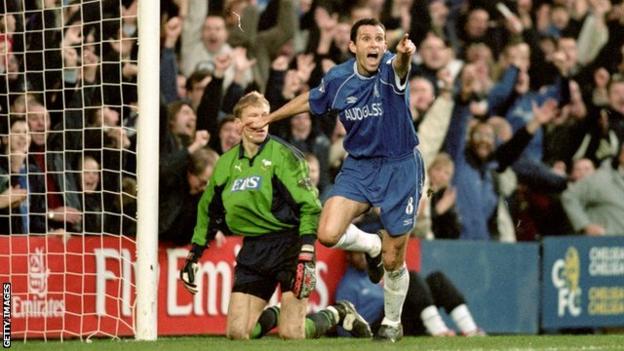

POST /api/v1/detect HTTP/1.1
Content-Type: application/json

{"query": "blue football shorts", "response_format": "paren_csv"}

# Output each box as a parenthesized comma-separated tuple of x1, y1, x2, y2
(329, 147, 425, 236)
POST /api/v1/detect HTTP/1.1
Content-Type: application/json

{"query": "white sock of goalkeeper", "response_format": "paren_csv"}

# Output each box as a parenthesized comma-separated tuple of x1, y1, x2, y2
(381, 264, 409, 327)
(450, 304, 478, 334)
(421, 305, 450, 335)
(325, 305, 340, 324)
(332, 224, 381, 257)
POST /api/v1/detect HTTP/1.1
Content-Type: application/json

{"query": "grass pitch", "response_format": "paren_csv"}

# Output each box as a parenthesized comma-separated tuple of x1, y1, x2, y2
(11, 335, 624, 351)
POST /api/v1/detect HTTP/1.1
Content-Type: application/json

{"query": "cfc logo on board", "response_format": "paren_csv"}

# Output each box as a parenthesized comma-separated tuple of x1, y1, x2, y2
(551, 247, 582, 317)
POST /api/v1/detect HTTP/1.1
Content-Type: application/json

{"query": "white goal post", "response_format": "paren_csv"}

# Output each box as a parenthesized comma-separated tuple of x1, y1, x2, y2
(135, 0, 160, 341)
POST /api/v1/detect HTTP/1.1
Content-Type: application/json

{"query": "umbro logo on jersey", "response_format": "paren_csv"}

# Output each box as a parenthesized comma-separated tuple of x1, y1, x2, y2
(346, 96, 358, 104)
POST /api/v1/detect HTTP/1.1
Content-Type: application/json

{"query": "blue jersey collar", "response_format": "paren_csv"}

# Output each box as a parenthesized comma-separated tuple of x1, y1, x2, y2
(352, 60, 378, 80)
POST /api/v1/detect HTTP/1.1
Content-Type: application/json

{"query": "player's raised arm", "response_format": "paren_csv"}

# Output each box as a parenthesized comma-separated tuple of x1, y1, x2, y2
(392, 33, 416, 81)
(245, 91, 311, 130)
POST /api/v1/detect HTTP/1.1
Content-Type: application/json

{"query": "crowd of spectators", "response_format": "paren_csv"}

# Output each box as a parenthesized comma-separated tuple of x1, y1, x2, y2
(1, 0, 624, 242)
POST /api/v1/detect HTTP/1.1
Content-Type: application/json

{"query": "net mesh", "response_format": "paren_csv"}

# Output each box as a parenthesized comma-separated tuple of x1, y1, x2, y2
(0, 0, 139, 340)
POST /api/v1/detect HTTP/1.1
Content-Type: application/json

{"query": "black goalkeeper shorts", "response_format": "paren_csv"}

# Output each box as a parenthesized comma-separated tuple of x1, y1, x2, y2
(232, 230, 302, 301)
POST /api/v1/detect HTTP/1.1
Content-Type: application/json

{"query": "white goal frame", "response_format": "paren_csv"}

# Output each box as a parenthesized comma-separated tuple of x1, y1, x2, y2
(135, 0, 160, 341)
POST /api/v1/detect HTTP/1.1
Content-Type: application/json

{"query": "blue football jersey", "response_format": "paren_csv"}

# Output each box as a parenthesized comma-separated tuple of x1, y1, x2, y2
(309, 52, 419, 158)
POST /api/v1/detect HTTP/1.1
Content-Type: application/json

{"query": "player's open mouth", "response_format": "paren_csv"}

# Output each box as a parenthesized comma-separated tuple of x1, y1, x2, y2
(367, 52, 379, 59)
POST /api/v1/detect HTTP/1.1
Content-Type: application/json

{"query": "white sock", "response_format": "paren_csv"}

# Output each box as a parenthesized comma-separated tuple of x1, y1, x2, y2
(333, 224, 381, 257)
(450, 304, 478, 334)
(326, 305, 340, 324)
(420, 305, 449, 335)
(381, 264, 409, 326)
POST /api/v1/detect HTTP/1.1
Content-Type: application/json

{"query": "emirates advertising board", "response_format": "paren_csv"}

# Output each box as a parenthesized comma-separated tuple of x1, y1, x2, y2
(0, 235, 359, 338)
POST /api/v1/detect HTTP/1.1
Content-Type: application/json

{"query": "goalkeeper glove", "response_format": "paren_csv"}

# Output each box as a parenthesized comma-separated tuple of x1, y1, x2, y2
(180, 243, 205, 295)
(292, 240, 316, 299)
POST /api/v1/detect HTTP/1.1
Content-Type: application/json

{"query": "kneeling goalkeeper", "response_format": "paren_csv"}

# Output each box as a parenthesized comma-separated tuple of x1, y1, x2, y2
(180, 91, 370, 339)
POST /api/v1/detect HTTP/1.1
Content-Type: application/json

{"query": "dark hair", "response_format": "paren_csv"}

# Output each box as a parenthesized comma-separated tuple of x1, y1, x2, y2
(409, 75, 434, 89)
(167, 100, 193, 127)
(350, 18, 385, 43)
(188, 147, 219, 176)
(1, 116, 27, 144)
(469, 120, 494, 139)
(422, 31, 450, 48)
(185, 70, 211, 91)
(218, 115, 237, 132)
(551, 4, 568, 12)
(557, 33, 577, 44)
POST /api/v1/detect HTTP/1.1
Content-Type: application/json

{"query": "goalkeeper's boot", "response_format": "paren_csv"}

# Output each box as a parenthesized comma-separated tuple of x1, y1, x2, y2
(374, 323, 403, 343)
(335, 300, 372, 338)
(365, 231, 384, 283)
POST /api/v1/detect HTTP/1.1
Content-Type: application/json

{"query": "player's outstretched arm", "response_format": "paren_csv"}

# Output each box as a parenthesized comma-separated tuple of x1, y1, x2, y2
(393, 33, 416, 81)
(270, 91, 311, 123)
(246, 91, 311, 130)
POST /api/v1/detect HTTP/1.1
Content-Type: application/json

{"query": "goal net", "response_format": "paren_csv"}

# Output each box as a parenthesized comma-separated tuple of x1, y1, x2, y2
(0, 0, 155, 341)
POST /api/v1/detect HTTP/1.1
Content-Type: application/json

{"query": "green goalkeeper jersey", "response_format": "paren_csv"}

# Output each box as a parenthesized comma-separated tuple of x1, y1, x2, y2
(191, 136, 322, 246)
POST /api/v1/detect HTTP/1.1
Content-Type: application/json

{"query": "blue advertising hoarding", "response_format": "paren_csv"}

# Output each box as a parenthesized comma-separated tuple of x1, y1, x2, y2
(542, 236, 624, 329)
(420, 240, 540, 334)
